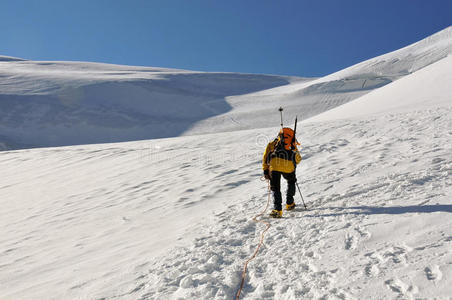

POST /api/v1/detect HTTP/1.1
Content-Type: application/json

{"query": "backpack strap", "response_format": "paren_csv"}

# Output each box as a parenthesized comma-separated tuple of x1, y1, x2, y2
(265, 139, 278, 165)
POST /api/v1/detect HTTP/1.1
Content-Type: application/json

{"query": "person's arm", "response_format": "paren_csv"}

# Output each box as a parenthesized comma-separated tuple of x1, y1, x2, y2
(262, 143, 271, 170)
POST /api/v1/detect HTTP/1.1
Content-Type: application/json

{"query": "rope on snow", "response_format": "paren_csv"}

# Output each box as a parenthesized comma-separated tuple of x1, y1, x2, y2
(236, 179, 272, 300)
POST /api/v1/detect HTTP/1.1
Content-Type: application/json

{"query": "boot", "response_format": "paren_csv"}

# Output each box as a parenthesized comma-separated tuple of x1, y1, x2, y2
(269, 209, 283, 218)
(286, 203, 296, 211)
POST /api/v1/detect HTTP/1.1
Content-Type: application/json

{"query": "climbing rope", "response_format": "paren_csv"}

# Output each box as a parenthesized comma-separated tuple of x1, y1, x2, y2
(236, 179, 272, 300)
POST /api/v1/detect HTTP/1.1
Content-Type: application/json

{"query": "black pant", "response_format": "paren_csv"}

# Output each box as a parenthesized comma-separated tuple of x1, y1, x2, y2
(270, 171, 296, 211)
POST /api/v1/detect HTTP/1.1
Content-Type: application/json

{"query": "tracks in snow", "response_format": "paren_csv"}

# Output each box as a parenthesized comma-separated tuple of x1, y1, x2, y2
(123, 106, 452, 300)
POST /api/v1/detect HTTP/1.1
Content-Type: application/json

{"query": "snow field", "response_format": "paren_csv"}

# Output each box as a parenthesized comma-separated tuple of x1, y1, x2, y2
(0, 58, 297, 149)
(0, 128, 269, 299)
(1, 26, 452, 300)
(125, 106, 452, 299)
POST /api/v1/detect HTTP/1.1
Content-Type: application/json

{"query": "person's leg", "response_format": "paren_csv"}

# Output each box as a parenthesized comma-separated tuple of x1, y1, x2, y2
(270, 171, 282, 211)
(282, 172, 296, 205)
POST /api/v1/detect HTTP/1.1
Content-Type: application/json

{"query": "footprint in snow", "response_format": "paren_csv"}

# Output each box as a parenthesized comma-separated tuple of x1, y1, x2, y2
(354, 226, 371, 239)
(344, 233, 356, 250)
(385, 278, 418, 298)
(383, 246, 409, 264)
(364, 263, 380, 277)
(425, 265, 442, 281)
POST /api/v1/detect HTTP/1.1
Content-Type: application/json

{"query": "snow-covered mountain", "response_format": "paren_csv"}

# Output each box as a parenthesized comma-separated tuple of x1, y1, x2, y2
(308, 52, 452, 122)
(0, 58, 300, 149)
(0, 27, 451, 299)
(185, 26, 452, 134)
(1, 27, 451, 150)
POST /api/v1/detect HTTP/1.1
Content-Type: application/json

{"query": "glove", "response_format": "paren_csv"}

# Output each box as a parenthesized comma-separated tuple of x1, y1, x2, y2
(263, 169, 271, 180)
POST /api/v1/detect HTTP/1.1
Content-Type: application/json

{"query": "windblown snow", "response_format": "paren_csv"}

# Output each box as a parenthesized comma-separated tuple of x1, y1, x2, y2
(0, 27, 451, 299)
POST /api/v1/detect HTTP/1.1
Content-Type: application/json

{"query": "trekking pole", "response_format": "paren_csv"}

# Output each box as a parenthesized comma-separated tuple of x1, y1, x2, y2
(296, 182, 307, 210)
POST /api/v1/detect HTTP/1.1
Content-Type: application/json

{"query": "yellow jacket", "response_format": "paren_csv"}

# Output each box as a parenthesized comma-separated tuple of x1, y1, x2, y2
(262, 140, 301, 173)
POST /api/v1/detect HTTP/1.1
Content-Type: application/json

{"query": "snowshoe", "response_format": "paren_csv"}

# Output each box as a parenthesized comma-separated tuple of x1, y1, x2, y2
(286, 203, 296, 211)
(269, 209, 283, 218)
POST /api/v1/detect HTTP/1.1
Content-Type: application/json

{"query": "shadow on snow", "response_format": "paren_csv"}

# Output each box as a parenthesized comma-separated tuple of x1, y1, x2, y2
(303, 204, 452, 217)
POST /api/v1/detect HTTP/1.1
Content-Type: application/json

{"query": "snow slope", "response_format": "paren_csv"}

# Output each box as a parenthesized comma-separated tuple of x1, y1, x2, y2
(1, 27, 451, 150)
(184, 26, 452, 134)
(0, 59, 299, 149)
(307, 54, 452, 122)
(1, 27, 452, 300)
(1, 96, 451, 299)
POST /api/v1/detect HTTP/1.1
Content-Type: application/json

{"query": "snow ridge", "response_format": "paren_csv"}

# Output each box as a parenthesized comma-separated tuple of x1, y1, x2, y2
(177, 26, 452, 136)
(0, 55, 26, 62)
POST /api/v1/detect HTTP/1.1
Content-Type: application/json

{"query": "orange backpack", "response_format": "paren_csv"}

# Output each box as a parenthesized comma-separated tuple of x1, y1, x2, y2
(277, 127, 299, 150)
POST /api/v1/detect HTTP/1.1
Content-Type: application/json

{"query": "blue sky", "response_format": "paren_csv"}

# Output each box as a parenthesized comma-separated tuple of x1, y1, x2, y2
(1, 0, 451, 77)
